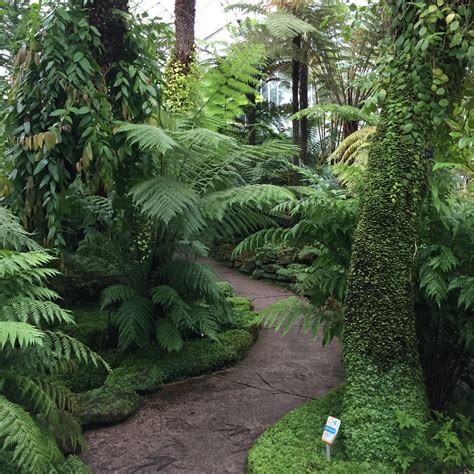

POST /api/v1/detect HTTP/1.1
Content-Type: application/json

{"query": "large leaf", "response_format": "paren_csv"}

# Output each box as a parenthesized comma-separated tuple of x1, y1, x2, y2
(129, 176, 198, 224)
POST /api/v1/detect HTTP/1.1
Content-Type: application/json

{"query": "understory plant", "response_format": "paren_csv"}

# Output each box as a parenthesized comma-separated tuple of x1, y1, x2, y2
(0, 207, 107, 472)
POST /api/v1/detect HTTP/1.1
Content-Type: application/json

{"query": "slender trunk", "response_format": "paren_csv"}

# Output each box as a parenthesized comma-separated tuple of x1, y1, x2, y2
(342, 0, 469, 464)
(246, 93, 257, 145)
(174, 0, 196, 71)
(291, 35, 300, 166)
(342, 120, 358, 139)
(299, 60, 308, 164)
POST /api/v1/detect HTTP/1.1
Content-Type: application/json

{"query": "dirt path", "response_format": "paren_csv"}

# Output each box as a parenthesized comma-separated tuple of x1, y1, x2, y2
(83, 260, 343, 473)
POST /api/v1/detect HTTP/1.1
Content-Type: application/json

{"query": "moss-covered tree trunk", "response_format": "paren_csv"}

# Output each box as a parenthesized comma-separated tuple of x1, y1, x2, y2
(342, 0, 471, 464)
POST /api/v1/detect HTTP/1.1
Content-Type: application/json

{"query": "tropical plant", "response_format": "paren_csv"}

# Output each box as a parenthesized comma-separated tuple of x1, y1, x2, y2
(97, 119, 297, 351)
(3, 0, 169, 245)
(0, 207, 108, 472)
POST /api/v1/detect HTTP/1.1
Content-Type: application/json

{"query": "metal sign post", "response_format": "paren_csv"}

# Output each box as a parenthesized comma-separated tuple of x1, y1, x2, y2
(321, 416, 341, 462)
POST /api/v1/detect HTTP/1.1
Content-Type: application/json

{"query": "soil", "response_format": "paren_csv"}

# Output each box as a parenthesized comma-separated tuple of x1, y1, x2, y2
(82, 259, 343, 473)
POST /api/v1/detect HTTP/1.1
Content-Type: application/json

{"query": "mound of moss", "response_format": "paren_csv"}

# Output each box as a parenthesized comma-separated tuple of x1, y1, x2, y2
(79, 386, 142, 426)
(106, 364, 165, 394)
(247, 386, 392, 474)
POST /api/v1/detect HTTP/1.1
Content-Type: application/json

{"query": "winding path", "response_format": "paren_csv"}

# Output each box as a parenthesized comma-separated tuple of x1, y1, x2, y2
(83, 260, 343, 473)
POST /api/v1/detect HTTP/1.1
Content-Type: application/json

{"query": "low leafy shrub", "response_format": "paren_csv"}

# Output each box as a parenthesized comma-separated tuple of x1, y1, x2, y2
(216, 281, 234, 298)
(248, 385, 473, 473)
(394, 409, 473, 473)
(79, 387, 142, 426)
(106, 364, 165, 394)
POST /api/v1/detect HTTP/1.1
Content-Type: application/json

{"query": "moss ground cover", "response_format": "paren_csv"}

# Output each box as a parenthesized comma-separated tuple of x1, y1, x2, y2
(60, 290, 258, 426)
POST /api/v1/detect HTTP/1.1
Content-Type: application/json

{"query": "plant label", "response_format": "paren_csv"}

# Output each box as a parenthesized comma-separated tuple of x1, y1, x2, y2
(322, 416, 341, 445)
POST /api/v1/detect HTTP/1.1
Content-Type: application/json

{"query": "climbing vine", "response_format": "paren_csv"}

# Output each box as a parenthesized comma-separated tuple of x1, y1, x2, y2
(341, 0, 472, 465)
(3, 1, 168, 246)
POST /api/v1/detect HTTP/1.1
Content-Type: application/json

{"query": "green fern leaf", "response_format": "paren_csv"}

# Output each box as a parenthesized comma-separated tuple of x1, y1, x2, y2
(0, 321, 44, 349)
(155, 319, 183, 352)
(129, 176, 198, 225)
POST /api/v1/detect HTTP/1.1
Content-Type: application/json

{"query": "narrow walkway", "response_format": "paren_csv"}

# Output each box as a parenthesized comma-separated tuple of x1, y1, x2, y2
(83, 260, 343, 473)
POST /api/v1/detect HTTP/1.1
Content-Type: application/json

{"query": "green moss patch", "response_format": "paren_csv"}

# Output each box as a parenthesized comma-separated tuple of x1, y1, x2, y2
(106, 364, 165, 394)
(79, 387, 142, 426)
(247, 386, 392, 474)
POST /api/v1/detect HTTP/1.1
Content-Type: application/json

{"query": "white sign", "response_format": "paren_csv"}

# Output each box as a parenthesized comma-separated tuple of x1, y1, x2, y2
(321, 416, 341, 445)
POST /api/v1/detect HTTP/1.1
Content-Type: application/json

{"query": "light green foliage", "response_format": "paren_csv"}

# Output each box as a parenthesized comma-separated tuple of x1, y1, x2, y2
(0, 208, 108, 472)
(264, 10, 316, 39)
(199, 42, 264, 125)
(248, 385, 472, 474)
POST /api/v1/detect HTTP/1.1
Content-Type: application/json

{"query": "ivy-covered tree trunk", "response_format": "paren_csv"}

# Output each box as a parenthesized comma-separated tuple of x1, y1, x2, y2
(342, 0, 471, 464)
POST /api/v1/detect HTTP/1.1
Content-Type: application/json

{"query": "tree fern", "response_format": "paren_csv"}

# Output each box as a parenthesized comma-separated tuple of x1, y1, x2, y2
(264, 10, 316, 39)
(293, 104, 378, 126)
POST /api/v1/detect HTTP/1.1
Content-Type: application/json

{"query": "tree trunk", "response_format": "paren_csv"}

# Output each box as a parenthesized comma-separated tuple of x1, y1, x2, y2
(87, 0, 128, 67)
(246, 93, 257, 145)
(174, 0, 196, 71)
(342, 120, 358, 139)
(342, 0, 470, 464)
(291, 35, 300, 166)
(299, 60, 308, 164)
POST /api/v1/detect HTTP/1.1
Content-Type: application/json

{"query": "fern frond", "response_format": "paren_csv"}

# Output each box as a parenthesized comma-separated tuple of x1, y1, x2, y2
(100, 284, 138, 309)
(115, 297, 154, 349)
(233, 227, 291, 256)
(265, 10, 316, 39)
(0, 395, 58, 472)
(9, 375, 62, 424)
(155, 319, 183, 352)
(158, 259, 221, 306)
(0, 251, 55, 278)
(117, 123, 179, 154)
(0, 207, 41, 251)
(448, 276, 474, 310)
(45, 331, 110, 369)
(0, 321, 44, 349)
(129, 176, 198, 225)
(257, 297, 314, 336)
(0, 298, 74, 325)
(328, 126, 376, 164)
(293, 104, 377, 126)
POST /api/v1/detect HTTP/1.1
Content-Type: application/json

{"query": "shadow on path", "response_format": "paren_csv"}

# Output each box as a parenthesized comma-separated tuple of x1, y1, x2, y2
(83, 259, 343, 473)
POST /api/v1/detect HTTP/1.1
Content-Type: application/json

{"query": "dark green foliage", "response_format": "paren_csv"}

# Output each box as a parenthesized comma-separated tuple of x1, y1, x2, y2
(120, 329, 255, 383)
(106, 364, 165, 394)
(78, 387, 142, 426)
(60, 306, 116, 352)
